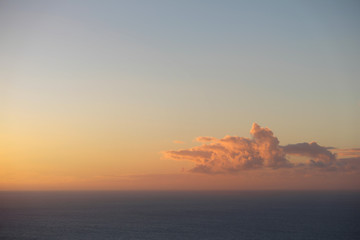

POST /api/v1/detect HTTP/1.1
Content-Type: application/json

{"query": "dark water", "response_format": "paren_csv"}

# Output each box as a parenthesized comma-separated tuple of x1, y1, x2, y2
(0, 191, 359, 240)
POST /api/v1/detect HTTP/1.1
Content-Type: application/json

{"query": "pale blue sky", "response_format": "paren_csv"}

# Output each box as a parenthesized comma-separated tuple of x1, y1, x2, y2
(1, 0, 359, 151)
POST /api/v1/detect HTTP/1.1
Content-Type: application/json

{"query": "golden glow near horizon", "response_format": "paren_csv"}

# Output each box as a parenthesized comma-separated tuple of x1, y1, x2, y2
(1, 1, 360, 190)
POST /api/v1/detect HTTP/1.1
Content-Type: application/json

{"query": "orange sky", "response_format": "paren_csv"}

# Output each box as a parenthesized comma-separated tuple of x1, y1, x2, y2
(2, 123, 360, 191)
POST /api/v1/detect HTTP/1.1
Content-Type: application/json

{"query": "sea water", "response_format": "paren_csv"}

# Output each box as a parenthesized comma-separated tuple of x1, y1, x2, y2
(1, 191, 359, 240)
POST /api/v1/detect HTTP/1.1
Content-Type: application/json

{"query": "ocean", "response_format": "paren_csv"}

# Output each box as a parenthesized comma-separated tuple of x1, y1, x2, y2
(0, 191, 359, 240)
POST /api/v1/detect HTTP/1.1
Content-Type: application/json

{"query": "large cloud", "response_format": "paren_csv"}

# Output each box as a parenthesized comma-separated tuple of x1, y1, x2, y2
(164, 123, 292, 174)
(163, 123, 359, 174)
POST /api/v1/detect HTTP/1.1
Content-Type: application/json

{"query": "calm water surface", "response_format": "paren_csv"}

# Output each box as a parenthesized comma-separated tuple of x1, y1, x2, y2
(1, 191, 359, 240)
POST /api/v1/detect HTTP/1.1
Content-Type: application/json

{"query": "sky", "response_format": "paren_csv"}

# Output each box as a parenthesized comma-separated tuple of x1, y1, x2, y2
(1, 0, 360, 190)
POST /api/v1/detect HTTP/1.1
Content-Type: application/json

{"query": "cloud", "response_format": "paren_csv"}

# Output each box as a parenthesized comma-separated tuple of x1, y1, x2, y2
(163, 123, 292, 174)
(282, 142, 336, 167)
(173, 140, 185, 144)
(330, 148, 360, 158)
(195, 136, 217, 142)
(336, 157, 360, 171)
(163, 123, 359, 174)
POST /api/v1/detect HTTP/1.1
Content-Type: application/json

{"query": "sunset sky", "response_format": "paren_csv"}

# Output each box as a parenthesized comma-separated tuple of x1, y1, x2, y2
(1, 0, 360, 190)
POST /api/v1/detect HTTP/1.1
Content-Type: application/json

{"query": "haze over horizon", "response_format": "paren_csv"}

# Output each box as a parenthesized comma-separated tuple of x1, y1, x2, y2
(1, 0, 360, 190)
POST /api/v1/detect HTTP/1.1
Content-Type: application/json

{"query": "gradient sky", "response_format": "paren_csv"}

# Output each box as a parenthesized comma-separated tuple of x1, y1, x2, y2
(1, 0, 360, 190)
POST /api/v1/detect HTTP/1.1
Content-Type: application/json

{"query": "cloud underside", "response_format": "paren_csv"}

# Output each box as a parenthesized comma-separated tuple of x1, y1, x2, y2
(163, 123, 359, 174)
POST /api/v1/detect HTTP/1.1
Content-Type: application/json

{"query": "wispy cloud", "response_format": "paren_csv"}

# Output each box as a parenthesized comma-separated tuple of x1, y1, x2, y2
(330, 148, 360, 158)
(163, 123, 359, 174)
(195, 136, 217, 142)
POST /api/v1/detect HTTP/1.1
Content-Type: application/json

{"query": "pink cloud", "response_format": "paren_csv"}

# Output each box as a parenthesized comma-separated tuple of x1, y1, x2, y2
(163, 123, 360, 174)
(163, 123, 292, 174)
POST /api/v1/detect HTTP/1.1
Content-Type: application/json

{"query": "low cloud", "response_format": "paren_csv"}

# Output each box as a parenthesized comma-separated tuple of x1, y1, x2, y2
(330, 148, 360, 157)
(163, 123, 359, 174)
(282, 142, 336, 167)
